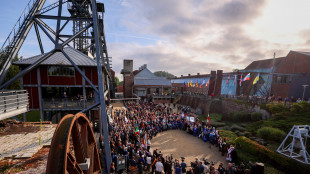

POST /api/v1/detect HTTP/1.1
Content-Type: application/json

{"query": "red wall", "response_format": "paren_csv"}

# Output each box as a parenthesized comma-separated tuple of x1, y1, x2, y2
(22, 66, 98, 85)
(21, 66, 99, 109)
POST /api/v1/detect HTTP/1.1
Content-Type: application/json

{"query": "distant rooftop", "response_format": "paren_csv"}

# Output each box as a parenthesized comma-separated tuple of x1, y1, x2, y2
(14, 47, 97, 67)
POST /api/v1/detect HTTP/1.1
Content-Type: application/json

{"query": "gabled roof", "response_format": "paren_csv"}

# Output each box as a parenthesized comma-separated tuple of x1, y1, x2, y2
(134, 77, 171, 86)
(242, 57, 284, 72)
(134, 68, 157, 78)
(14, 47, 97, 67)
(133, 68, 171, 86)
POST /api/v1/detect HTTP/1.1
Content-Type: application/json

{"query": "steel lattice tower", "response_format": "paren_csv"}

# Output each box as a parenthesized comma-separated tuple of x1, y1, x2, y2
(0, 0, 113, 172)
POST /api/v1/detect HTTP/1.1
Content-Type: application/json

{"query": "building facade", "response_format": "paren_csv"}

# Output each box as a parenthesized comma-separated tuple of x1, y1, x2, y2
(14, 47, 111, 122)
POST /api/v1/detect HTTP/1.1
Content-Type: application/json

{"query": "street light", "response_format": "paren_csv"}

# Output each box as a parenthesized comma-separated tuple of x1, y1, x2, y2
(302, 85, 308, 101)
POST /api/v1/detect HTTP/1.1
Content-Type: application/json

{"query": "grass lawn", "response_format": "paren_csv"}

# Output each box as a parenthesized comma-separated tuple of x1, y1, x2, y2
(15, 110, 41, 122)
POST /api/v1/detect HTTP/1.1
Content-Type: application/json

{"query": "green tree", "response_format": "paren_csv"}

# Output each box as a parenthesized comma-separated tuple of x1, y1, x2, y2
(115, 76, 120, 86)
(3, 55, 21, 89)
(154, 71, 175, 79)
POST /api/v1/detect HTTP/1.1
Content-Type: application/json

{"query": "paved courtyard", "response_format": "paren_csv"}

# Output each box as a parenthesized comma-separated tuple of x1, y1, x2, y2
(150, 129, 228, 169)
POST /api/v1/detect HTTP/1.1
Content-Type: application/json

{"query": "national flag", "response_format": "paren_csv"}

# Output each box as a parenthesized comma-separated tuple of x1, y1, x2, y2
(239, 75, 243, 86)
(201, 80, 206, 85)
(206, 79, 209, 87)
(227, 75, 230, 84)
(152, 158, 157, 166)
(234, 75, 237, 86)
(144, 134, 148, 147)
(243, 73, 250, 81)
(135, 127, 139, 135)
(184, 82, 186, 87)
(190, 81, 193, 87)
(125, 116, 128, 123)
(187, 81, 190, 87)
(253, 73, 260, 85)
(196, 81, 199, 88)
(207, 113, 210, 125)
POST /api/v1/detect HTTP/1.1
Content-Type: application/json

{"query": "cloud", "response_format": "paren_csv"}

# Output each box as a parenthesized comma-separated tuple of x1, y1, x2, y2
(105, 0, 305, 79)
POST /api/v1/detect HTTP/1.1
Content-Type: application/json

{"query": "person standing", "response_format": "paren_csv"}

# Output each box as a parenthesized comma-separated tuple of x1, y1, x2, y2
(155, 158, 164, 174)
(180, 159, 187, 174)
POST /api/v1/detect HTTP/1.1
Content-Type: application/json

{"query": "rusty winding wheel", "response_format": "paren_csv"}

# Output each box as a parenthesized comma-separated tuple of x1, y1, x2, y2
(46, 113, 101, 174)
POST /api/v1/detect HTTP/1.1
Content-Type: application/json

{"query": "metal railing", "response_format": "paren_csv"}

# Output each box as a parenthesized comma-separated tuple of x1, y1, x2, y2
(0, 90, 29, 120)
(42, 98, 95, 110)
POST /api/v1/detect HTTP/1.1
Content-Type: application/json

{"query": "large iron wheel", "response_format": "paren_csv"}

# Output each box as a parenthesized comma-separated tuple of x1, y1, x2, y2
(46, 113, 101, 174)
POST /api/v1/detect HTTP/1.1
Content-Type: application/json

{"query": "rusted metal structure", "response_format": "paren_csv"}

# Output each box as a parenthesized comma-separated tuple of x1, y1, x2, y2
(0, 0, 114, 173)
(46, 113, 101, 173)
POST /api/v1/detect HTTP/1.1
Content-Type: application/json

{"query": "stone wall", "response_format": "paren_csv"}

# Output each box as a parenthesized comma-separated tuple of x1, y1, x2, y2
(178, 95, 270, 119)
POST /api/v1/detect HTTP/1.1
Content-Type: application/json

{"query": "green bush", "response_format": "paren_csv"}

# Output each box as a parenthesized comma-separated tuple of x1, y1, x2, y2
(230, 124, 246, 132)
(210, 121, 226, 127)
(251, 112, 262, 121)
(218, 130, 237, 146)
(266, 102, 289, 114)
(231, 111, 249, 122)
(210, 113, 222, 121)
(290, 101, 310, 113)
(257, 127, 286, 143)
(246, 120, 264, 134)
(235, 136, 310, 174)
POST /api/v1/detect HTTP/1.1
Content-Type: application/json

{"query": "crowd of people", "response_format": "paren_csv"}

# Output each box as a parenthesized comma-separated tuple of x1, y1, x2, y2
(104, 101, 260, 174)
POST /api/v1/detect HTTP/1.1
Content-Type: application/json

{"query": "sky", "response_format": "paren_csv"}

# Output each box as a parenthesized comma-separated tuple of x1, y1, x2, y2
(1, 0, 310, 80)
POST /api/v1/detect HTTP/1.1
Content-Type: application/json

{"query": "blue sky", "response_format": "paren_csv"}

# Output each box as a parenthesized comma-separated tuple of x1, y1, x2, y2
(1, 0, 310, 79)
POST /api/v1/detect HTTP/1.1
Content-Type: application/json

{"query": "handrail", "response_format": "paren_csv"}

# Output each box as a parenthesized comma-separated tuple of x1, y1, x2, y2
(0, 90, 29, 119)
(0, 0, 38, 52)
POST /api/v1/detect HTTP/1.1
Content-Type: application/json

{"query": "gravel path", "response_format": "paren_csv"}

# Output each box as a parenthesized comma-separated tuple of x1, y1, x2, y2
(150, 129, 228, 169)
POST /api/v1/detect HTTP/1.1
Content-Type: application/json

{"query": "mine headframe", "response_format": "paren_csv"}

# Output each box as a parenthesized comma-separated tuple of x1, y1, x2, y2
(0, 0, 113, 173)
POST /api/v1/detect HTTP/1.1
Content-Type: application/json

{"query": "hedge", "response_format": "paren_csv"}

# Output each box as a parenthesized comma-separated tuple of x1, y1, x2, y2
(257, 127, 286, 143)
(250, 112, 262, 121)
(218, 130, 237, 146)
(231, 111, 249, 122)
(235, 136, 310, 174)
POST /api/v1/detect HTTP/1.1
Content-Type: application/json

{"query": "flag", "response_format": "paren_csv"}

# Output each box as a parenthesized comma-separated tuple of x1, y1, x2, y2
(253, 73, 260, 85)
(239, 75, 243, 86)
(144, 134, 148, 147)
(190, 81, 193, 87)
(234, 75, 237, 86)
(227, 75, 230, 84)
(243, 73, 250, 81)
(196, 81, 199, 88)
(187, 81, 190, 87)
(201, 80, 206, 85)
(206, 79, 209, 87)
(125, 116, 128, 123)
(207, 113, 210, 125)
(184, 82, 186, 87)
(135, 127, 139, 135)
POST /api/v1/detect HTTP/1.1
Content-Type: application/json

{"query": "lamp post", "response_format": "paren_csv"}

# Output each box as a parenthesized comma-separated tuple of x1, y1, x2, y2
(302, 85, 308, 101)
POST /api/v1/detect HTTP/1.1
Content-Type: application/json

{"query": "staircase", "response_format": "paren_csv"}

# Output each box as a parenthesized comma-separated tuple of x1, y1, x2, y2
(0, 0, 46, 85)
(173, 94, 182, 104)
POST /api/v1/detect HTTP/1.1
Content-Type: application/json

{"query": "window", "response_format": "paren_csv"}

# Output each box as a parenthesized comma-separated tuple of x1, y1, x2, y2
(274, 75, 292, 84)
(48, 66, 75, 76)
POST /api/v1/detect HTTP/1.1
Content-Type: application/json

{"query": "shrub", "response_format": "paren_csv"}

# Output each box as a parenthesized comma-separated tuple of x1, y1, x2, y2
(210, 121, 226, 127)
(266, 102, 289, 114)
(218, 130, 237, 146)
(246, 120, 264, 134)
(257, 127, 286, 143)
(231, 111, 249, 122)
(210, 113, 222, 121)
(290, 101, 310, 113)
(250, 112, 262, 121)
(230, 124, 246, 132)
(235, 136, 310, 174)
